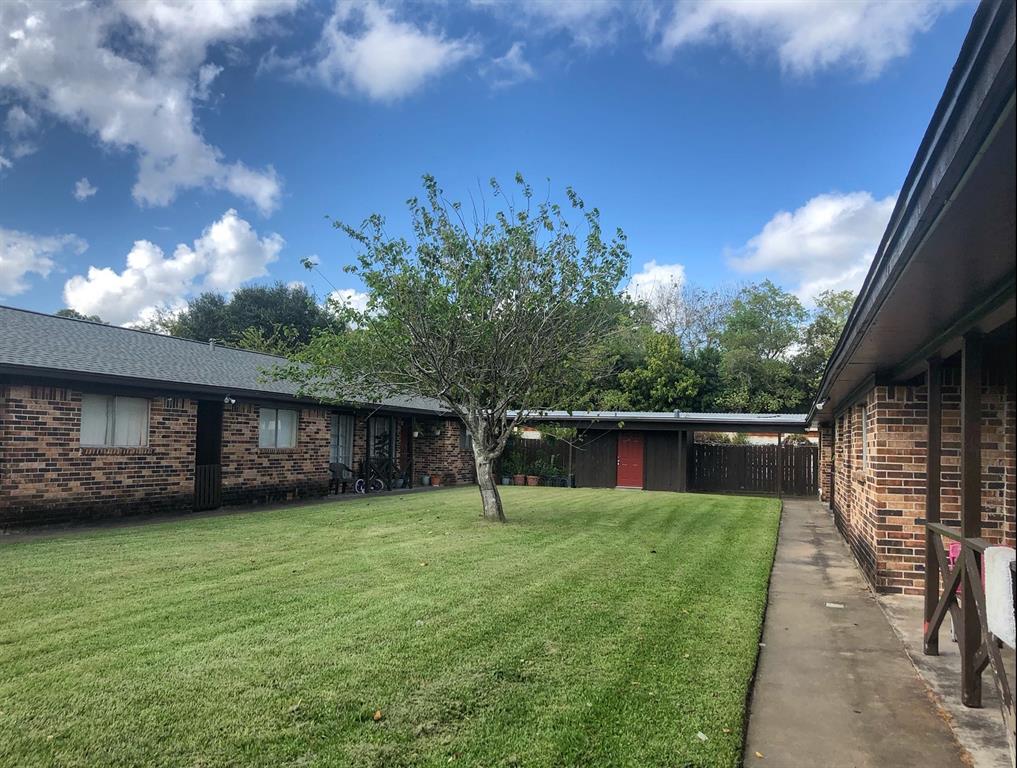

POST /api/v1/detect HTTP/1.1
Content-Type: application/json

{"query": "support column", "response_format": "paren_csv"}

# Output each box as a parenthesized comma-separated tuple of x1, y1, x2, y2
(924, 357, 942, 655)
(960, 332, 982, 707)
(776, 432, 783, 498)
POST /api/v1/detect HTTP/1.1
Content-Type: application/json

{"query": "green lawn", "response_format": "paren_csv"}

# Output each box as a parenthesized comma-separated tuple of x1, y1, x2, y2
(0, 487, 779, 768)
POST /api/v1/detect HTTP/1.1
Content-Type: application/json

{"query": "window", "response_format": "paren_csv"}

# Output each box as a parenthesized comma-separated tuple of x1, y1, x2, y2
(330, 413, 354, 466)
(367, 415, 393, 458)
(259, 407, 298, 448)
(80, 394, 149, 447)
(459, 426, 473, 452)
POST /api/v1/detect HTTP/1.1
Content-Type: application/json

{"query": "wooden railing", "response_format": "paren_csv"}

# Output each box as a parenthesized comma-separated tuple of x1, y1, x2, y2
(924, 522, 1015, 762)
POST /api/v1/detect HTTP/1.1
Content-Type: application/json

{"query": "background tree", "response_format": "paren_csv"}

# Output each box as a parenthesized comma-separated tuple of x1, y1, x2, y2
(615, 330, 701, 411)
(279, 175, 630, 522)
(643, 279, 733, 351)
(718, 280, 809, 413)
(55, 308, 106, 323)
(165, 283, 338, 353)
(795, 289, 855, 394)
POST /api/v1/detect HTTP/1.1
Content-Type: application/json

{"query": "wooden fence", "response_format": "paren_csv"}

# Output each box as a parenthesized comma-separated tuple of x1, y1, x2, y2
(690, 443, 818, 496)
(500, 436, 573, 477)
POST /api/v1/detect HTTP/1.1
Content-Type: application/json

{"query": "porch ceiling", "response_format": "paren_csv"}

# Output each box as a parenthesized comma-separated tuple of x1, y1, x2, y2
(815, 0, 1016, 420)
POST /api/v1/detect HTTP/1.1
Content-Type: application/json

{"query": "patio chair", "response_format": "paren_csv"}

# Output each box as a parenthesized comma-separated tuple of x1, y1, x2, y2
(329, 462, 354, 495)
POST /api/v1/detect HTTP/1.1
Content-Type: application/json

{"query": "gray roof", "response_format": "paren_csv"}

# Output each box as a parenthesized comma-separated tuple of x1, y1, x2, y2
(0, 306, 445, 414)
(515, 409, 809, 428)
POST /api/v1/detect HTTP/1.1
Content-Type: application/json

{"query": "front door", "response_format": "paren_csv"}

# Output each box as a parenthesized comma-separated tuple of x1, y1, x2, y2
(616, 432, 645, 489)
(194, 400, 223, 511)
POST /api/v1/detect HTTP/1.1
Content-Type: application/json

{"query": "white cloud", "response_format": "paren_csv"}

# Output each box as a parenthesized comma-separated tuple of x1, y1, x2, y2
(3, 104, 40, 162)
(63, 209, 284, 325)
(279, 1, 479, 102)
(73, 177, 98, 201)
(485, 42, 536, 88)
(194, 63, 224, 101)
(328, 288, 371, 314)
(472, 0, 625, 49)
(625, 260, 686, 301)
(4, 104, 37, 136)
(729, 191, 896, 300)
(0, 0, 294, 213)
(653, 0, 951, 77)
(0, 227, 85, 296)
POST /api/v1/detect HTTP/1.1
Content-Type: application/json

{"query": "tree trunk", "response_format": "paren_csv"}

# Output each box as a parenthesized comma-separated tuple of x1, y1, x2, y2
(474, 450, 506, 522)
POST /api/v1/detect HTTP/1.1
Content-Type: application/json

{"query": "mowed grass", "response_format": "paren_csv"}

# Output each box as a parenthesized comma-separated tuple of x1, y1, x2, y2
(0, 487, 779, 768)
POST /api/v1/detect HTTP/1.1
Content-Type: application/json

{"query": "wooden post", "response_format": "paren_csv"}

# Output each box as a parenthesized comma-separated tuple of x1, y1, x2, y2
(923, 357, 942, 655)
(960, 332, 983, 707)
(776, 432, 783, 498)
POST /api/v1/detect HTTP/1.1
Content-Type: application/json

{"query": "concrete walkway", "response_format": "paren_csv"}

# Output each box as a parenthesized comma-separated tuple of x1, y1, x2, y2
(744, 499, 967, 767)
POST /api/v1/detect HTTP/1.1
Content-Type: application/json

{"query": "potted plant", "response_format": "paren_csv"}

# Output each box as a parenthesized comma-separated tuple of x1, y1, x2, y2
(500, 453, 516, 485)
(431, 472, 441, 487)
(525, 459, 543, 486)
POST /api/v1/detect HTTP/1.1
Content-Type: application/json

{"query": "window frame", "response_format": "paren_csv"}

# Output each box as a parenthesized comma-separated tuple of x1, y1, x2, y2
(79, 394, 150, 448)
(330, 412, 354, 466)
(259, 407, 299, 449)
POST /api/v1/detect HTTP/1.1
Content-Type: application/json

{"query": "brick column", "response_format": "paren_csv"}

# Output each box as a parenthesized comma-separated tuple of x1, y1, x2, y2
(818, 423, 833, 505)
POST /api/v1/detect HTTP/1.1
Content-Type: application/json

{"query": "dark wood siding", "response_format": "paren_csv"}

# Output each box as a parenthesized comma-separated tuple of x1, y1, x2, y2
(574, 431, 617, 488)
(645, 431, 687, 492)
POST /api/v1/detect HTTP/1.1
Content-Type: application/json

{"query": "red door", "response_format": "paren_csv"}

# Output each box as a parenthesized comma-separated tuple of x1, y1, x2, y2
(616, 432, 645, 488)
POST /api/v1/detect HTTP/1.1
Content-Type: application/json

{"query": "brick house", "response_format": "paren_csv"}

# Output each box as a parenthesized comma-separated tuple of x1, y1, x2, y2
(0, 306, 476, 527)
(811, 0, 1016, 596)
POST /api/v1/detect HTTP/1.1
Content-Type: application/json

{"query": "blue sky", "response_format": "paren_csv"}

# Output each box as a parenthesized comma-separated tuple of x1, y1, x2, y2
(1, 0, 976, 326)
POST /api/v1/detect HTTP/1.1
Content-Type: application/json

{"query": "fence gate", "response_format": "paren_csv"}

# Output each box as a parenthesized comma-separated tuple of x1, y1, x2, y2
(690, 443, 818, 496)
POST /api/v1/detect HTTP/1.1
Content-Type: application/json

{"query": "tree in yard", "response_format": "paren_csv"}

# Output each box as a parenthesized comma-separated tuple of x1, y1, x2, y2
(278, 175, 630, 522)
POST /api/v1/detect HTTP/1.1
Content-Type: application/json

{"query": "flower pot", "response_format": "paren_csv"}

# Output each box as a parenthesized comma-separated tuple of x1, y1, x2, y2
(526, 475, 539, 486)
(501, 476, 512, 486)
(512, 473, 526, 486)
(421, 474, 431, 486)
(432, 475, 441, 487)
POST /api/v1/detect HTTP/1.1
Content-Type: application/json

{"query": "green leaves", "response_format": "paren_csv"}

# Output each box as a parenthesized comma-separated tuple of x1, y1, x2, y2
(284, 174, 631, 453)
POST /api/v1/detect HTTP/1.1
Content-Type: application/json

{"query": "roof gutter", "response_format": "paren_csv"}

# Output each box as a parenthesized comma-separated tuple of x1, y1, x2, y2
(807, 0, 1016, 424)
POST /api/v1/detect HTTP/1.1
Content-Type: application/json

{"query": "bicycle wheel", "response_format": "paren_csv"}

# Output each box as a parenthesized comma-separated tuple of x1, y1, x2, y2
(354, 478, 366, 494)
(369, 477, 385, 493)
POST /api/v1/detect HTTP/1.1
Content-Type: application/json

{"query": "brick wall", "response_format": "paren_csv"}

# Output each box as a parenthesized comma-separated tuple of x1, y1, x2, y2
(0, 378, 480, 527)
(823, 366, 1016, 595)
(818, 424, 833, 503)
(412, 417, 476, 485)
(220, 402, 331, 505)
(0, 383, 196, 526)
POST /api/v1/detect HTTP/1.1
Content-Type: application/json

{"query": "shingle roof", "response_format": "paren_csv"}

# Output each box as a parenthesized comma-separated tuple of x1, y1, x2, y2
(0, 305, 444, 414)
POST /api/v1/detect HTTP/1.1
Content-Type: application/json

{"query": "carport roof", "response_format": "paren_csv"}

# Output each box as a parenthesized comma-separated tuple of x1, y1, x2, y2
(515, 410, 809, 432)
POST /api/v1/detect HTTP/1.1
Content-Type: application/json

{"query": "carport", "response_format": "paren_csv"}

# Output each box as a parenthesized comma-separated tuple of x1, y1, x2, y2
(521, 411, 813, 496)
